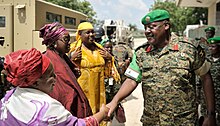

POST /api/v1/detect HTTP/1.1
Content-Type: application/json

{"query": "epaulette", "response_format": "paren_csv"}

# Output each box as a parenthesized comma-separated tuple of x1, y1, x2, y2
(178, 37, 200, 49)
(134, 42, 149, 52)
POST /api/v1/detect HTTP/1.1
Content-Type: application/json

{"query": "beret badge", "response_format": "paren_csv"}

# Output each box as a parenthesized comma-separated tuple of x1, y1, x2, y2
(145, 16, 150, 22)
(207, 36, 220, 44)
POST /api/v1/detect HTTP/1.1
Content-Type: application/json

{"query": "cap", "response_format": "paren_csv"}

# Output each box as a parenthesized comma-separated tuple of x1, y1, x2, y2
(205, 26, 215, 32)
(141, 9, 170, 25)
(207, 36, 220, 44)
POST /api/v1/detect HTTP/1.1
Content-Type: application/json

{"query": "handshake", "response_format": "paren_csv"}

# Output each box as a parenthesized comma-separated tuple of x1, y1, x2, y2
(94, 101, 126, 123)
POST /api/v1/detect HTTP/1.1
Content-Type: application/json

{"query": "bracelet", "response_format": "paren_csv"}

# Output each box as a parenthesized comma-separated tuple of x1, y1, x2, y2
(207, 111, 216, 117)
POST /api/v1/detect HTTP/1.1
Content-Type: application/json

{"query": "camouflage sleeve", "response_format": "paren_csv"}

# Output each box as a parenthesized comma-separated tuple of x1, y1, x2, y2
(124, 52, 142, 83)
(193, 45, 211, 76)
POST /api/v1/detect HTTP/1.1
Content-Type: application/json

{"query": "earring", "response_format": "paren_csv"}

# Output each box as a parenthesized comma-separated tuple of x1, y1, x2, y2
(54, 44, 57, 48)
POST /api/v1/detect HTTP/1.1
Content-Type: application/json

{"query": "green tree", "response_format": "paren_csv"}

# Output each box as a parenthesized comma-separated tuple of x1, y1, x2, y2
(151, 1, 208, 34)
(192, 8, 208, 24)
(45, 0, 96, 22)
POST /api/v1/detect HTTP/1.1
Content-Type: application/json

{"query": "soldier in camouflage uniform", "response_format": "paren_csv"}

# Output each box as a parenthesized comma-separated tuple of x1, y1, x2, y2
(112, 40, 133, 84)
(198, 26, 215, 56)
(106, 9, 216, 126)
(196, 27, 216, 125)
(199, 37, 220, 125)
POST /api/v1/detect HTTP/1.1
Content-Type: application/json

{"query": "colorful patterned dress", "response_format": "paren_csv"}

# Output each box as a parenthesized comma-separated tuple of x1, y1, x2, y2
(0, 87, 98, 126)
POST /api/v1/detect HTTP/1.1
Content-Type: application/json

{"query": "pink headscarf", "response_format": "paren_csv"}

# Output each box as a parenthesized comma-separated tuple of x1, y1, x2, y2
(39, 22, 67, 46)
(4, 48, 50, 87)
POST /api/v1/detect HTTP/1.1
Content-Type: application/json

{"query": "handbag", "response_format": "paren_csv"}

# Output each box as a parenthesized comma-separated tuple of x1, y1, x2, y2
(115, 103, 126, 123)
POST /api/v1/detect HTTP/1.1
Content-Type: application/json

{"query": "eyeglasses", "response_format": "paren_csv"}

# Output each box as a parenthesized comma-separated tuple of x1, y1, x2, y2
(145, 23, 165, 31)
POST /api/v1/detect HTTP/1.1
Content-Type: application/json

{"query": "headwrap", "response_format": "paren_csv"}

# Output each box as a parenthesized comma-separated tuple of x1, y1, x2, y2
(69, 22, 94, 52)
(4, 48, 50, 87)
(39, 22, 68, 46)
(76, 22, 94, 41)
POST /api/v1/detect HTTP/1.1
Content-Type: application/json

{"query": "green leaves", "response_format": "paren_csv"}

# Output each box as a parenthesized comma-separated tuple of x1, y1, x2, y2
(151, 1, 208, 34)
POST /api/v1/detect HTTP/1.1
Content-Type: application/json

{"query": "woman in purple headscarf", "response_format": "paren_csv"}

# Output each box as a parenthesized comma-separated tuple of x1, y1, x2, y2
(40, 22, 93, 118)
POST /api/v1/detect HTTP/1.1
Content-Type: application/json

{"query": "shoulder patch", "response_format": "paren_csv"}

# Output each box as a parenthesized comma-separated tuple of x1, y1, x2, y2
(178, 40, 199, 49)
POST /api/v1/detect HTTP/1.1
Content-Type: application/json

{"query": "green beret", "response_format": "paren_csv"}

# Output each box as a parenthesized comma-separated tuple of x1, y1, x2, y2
(141, 9, 170, 25)
(204, 26, 215, 32)
(207, 37, 220, 44)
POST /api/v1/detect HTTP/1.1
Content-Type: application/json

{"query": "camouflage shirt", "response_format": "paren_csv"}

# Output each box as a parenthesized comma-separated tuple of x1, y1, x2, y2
(200, 43, 210, 57)
(208, 57, 220, 110)
(113, 44, 133, 83)
(112, 44, 133, 64)
(207, 56, 220, 124)
(126, 34, 210, 126)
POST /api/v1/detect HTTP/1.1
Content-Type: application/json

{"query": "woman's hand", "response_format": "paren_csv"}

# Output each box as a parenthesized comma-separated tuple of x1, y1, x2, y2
(106, 100, 118, 118)
(100, 104, 110, 118)
(70, 47, 82, 61)
(92, 104, 110, 122)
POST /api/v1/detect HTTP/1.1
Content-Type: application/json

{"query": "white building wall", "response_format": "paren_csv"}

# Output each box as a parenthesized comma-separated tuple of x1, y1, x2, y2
(208, 2, 216, 25)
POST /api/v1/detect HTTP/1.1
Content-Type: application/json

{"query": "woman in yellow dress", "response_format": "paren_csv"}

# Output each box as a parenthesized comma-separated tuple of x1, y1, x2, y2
(69, 22, 120, 126)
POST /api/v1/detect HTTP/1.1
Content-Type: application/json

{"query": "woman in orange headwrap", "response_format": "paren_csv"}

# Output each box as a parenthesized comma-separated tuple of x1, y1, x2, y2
(69, 22, 120, 126)
(0, 48, 109, 126)
(40, 22, 93, 118)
